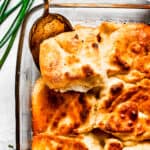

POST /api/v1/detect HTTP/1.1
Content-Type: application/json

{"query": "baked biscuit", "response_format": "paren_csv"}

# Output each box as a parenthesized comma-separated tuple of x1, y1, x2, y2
(105, 23, 150, 83)
(32, 78, 97, 135)
(40, 26, 104, 92)
(97, 79, 150, 142)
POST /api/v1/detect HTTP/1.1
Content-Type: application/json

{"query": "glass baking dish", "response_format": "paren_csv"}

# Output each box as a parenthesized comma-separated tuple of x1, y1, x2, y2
(15, 2, 150, 150)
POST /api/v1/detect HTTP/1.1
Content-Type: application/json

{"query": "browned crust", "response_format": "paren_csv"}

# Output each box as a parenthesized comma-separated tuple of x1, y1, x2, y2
(40, 26, 103, 92)
(98, 79, 150, 141)
(33, 22, 150, 148)
(108, 23, 150, 83)
(32, 78, 95, 136)
(32, 134, 88, 150)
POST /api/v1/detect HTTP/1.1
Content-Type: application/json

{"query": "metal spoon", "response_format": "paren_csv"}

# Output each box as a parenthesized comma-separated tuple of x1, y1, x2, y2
(29, 0, 73, 69)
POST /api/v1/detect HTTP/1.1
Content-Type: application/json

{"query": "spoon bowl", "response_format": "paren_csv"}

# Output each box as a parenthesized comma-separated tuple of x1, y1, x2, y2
(29, 0, 73, 69)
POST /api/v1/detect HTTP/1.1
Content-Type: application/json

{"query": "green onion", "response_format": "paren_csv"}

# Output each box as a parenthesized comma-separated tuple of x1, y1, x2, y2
(0, 0, 10, 17)
(0, 0, 35, 69)
(0, 0, 23, 24)
(0, 28, 18, 69)
(0, 0, 30, 48)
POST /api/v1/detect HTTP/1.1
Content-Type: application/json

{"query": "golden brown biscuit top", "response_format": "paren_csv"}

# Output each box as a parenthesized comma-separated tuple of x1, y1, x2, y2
(107, 23, 150, 83)
(40, 26, 104, 92)
(32, 78, 97, 136)
(33, 22, 150, 149)
(97, 79, 150, 141)
(40, 22, 150, 92)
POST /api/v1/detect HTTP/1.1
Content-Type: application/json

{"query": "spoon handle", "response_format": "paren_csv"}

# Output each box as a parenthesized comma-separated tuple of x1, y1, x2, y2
(44, 0, 49, 16)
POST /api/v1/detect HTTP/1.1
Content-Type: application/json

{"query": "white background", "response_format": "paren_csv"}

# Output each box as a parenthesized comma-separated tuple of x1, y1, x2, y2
(0, 1, 42, 149)
(0, 0, 149, 149)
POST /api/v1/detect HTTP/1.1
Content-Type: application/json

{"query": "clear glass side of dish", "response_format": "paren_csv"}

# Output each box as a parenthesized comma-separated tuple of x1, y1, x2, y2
(15, 3, 150, 150)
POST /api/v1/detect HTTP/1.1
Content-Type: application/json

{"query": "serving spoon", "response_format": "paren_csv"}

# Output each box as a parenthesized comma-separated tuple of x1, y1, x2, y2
(29, 0, 73, 69)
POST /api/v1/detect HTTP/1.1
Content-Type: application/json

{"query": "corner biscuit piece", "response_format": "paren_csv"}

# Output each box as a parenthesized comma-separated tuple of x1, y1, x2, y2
(32, 78, 97, 135)
(40, 26, 104, 92)
(106, 23, 150, 83)
(97, 79, 150, 142)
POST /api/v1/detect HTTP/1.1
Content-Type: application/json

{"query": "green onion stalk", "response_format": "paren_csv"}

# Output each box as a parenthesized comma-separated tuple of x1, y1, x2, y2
(0, 0, 10, 18)
(0, 0, 34, 48)
(0, 0, 35, 69)
(0, 0, 23, 24)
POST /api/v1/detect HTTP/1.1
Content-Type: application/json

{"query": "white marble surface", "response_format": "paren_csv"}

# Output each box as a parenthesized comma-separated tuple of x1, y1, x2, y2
(0, 0, 149, 150)
(0, 1, 42, 149)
